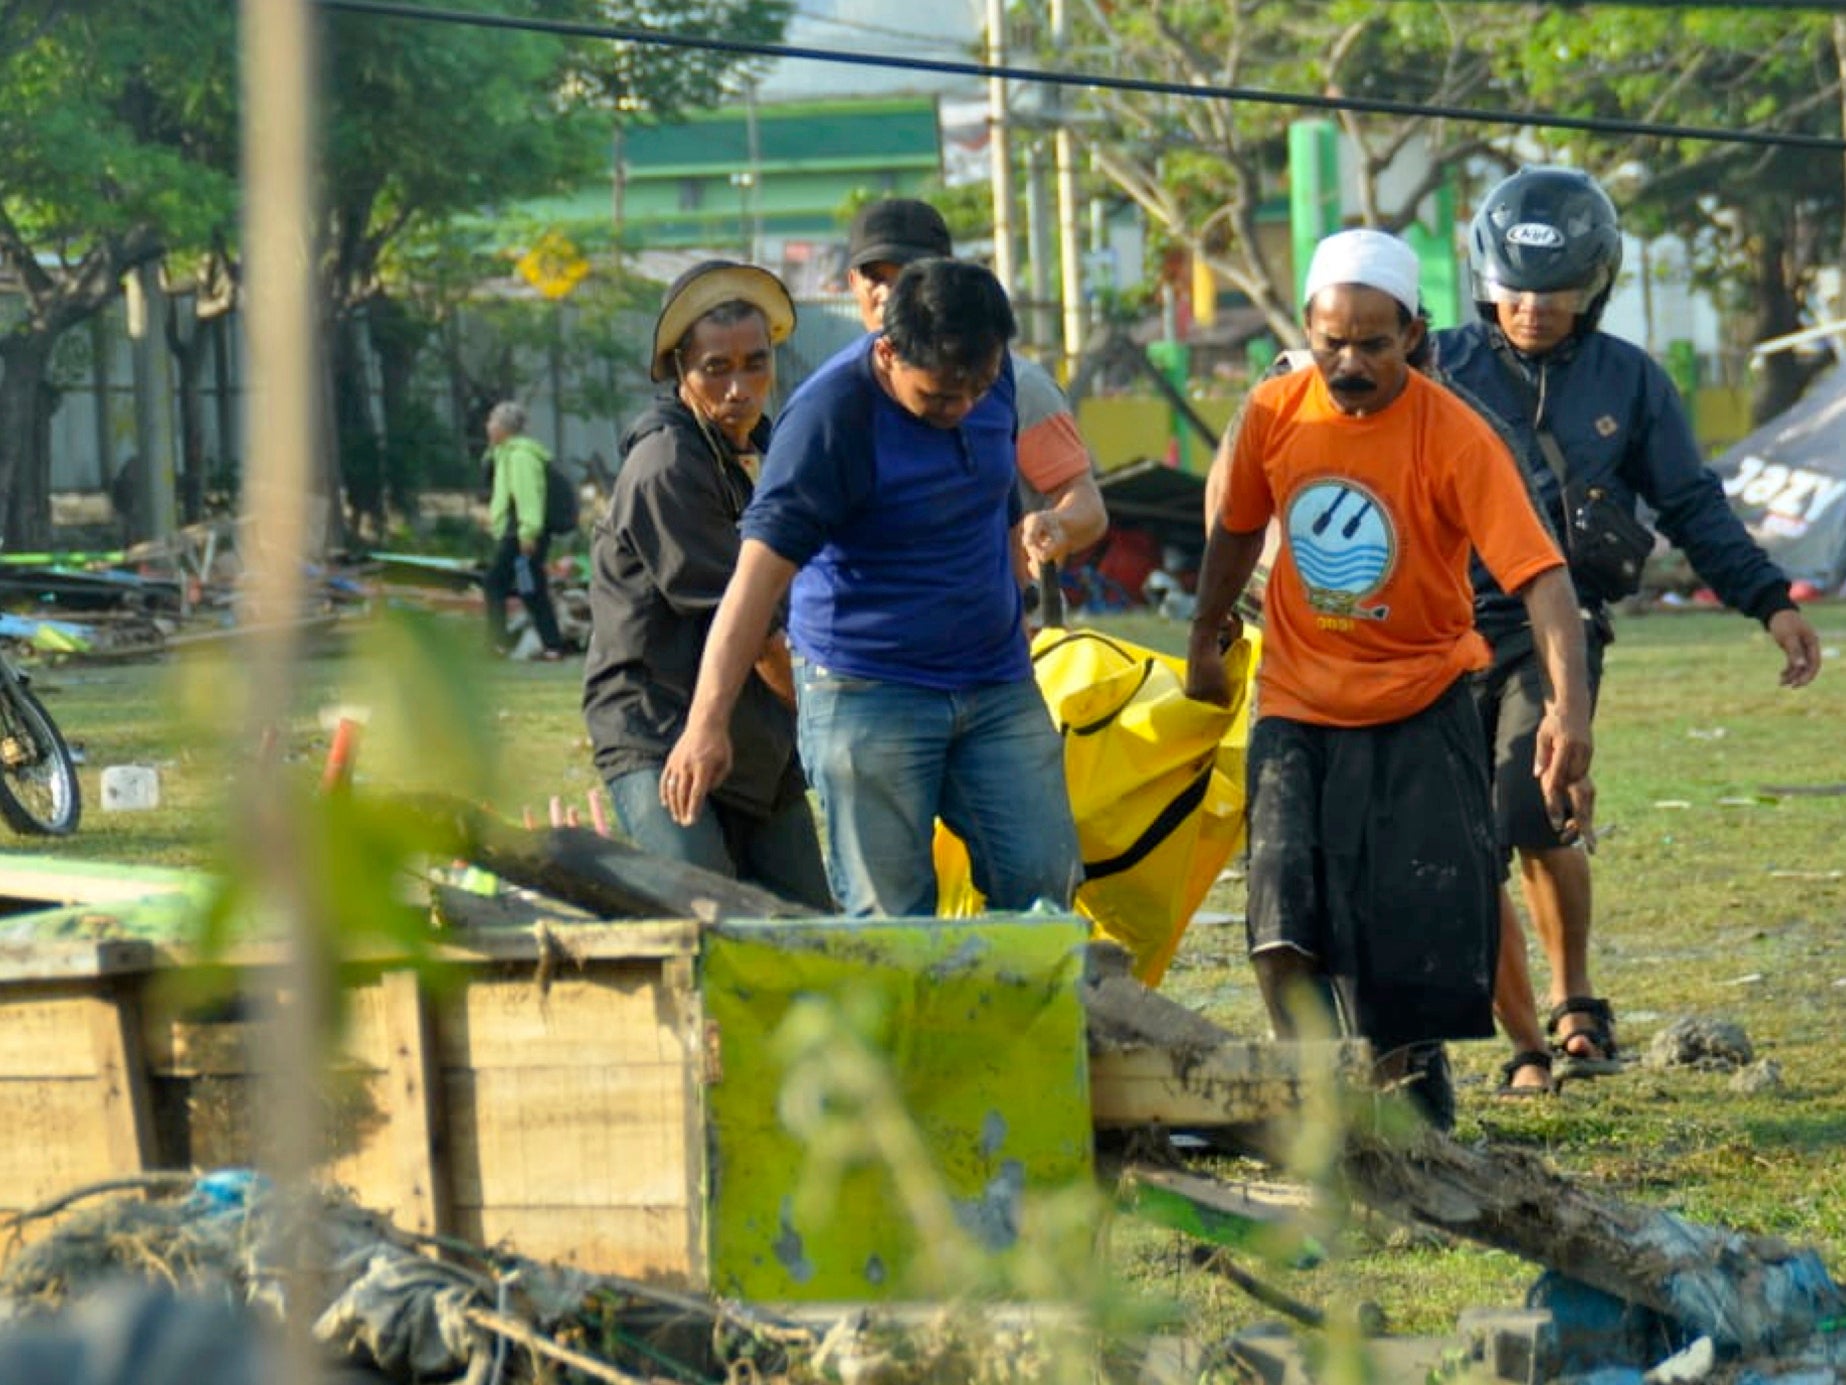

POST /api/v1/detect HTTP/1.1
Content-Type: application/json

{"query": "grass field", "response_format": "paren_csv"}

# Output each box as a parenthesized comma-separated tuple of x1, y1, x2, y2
(15, 598, 1846, 1340)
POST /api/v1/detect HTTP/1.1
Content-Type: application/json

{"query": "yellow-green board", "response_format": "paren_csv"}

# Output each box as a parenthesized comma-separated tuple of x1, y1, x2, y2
(702, 916, 1094, 1301)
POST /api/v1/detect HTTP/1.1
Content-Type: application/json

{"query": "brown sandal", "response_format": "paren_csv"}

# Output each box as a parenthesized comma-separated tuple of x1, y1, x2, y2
(1548, 997, 1625, 1078)
(1496, 1049, 1555, 1098)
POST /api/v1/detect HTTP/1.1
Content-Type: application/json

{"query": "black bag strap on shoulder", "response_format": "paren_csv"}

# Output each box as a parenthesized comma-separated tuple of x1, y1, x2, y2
(1490, 342, 1573, 495)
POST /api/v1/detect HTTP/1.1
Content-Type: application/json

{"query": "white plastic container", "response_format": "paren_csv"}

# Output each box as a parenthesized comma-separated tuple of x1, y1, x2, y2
(100, 764, 160, 812)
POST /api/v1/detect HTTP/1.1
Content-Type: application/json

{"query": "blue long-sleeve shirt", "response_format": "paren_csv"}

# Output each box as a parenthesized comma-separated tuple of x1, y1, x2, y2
(741, 337, 1027, 690)
(1436, 321, 1792, 636)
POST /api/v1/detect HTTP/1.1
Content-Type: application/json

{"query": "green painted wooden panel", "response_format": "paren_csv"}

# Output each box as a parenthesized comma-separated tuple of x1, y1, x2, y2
(703, 916, 1093, 1301)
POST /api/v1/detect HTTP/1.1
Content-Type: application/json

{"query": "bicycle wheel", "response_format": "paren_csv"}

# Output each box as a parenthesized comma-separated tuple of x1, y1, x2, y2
(0, 677, 81, 835)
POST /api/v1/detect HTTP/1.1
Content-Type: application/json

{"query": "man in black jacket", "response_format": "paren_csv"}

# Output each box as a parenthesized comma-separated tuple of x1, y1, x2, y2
(1436, 167, 1821, 1089)
(581, 261, 832, 908)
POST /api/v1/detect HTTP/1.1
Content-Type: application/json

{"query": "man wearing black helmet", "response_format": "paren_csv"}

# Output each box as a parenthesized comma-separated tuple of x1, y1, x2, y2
(1435, 165, 1822, 1092)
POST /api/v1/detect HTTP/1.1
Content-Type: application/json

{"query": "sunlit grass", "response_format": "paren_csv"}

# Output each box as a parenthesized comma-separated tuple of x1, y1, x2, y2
(13, 600, 1846, 1343)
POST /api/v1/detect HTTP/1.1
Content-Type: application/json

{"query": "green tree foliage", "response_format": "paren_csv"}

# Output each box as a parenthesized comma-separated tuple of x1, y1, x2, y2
(1498, 8, 1842, 420)
(0, 0, 237, 546)
(1062, 0, 1526, 346)
(318, 0, 791, 539)
(559, 0, 793, 117)
(1060, 1, 1843, 412)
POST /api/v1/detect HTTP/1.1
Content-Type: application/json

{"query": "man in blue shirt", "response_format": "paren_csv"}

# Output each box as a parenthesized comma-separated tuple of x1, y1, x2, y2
(660, 258, 1081, 916)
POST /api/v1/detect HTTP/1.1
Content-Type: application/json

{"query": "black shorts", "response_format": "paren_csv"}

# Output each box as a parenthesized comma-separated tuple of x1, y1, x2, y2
(1472, 619, 1606, 853)
(1243, 680, 1500, 1052)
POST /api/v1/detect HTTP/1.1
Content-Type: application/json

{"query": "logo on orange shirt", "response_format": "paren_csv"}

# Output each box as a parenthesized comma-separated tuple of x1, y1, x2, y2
(1285, 479, 1396, 622)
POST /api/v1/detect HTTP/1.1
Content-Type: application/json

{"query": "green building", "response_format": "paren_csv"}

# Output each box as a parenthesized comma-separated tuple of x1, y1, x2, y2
(614, 95, 943, 260)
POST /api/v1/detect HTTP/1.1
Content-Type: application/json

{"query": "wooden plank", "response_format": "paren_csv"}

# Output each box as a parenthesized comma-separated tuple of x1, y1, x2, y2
(425, 921, 701, 964)
(141, 1018, 388, 1077)
(150, 920, 701, 971)
(1115, 1164, 1319, 1255)
(1089, 1040, 1367, 1129)
(378, 969, 446, 1238)
(662, 954, 706, 1290)
(170, 1069, 393, 1172)
(451, 1204, 699, 1283)
(0, 939, 155, 985)
(85, 984, 156, 1174)
(444, 1066, 695, 1209)
(0, 989, 111, 1077)
(0, 854, 199, 908)
(139, 972, 392, 1078)
(435, 970, 695, 1071)
(142, 1019, 265, 1076)
(0, 1080, 131, 1204)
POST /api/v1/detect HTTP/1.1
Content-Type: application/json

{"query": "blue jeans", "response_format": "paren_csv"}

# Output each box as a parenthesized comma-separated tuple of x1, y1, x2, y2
(795, 662, 1080, 917)
(606, 768, 835, 911)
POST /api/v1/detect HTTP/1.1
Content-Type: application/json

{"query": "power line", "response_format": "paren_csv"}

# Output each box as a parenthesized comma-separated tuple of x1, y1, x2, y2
(316, 0, 1846, 154)
(786, 4, 973, 53)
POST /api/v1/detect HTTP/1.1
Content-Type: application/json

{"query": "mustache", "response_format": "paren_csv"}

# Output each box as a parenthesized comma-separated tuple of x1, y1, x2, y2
(1328, 374, 1377, 394)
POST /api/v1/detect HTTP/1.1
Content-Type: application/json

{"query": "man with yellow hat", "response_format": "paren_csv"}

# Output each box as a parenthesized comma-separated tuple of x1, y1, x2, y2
(582, 260, 831, 907)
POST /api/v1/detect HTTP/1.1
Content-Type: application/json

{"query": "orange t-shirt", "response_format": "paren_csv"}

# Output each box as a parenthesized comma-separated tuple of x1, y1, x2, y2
(1223, 368, 1563, 727)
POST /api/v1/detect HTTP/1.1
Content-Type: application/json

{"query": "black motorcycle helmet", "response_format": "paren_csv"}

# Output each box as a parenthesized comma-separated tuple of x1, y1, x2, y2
(1468, 166, 1622, 332)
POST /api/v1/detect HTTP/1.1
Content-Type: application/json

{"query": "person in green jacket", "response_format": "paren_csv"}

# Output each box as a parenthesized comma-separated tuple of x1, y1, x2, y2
(483, 401, 567, 659)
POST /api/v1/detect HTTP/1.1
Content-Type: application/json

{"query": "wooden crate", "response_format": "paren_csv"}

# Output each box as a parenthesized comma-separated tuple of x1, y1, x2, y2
(0, 857, 1325, 1297)
(0, 918, 709, 1286)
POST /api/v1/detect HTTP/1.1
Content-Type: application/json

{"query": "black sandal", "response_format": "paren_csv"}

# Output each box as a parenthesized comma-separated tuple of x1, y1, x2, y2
(1547, 996, 1624, 1078)
(1496, 1049, 1555, 1098)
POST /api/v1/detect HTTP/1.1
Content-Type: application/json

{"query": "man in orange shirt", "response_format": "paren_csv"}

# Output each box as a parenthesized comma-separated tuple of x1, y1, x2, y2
(1185, 228, 1593, 1127)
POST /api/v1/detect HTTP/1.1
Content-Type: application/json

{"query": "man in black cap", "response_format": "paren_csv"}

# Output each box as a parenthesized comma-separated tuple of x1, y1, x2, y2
(845, 198, 1108, 587)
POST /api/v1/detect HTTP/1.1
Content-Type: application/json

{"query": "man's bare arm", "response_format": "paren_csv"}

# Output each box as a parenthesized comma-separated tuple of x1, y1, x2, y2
(1184, 522, 1266, 706)
(1020, 471, 1108, 571)
(1517, 566, 1594, 829)
(662, 539, 799, 825)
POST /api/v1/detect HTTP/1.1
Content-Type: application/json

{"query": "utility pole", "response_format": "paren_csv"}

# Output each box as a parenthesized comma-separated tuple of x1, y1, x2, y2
(1026, 139, 1054, 350)
(125, 263, 178, 541)
(1049, 0, 1084, 373)
(985, 0, 1016, 296)
(744, 80, 764, 264)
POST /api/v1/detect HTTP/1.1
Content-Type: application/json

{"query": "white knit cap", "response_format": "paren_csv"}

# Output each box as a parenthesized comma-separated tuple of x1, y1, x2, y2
(1303, 228, 1420, 319)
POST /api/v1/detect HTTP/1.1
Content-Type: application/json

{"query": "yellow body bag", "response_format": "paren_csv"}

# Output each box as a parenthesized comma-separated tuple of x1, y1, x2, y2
(935, 626, 1259, 985)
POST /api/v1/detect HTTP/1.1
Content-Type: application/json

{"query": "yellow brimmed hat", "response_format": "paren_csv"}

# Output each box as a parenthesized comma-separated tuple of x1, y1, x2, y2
(650, 260, 796, 381)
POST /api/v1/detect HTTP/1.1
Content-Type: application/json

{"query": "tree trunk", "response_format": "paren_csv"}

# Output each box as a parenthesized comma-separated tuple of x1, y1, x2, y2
(167, 304, 210, 526)
(0, 331, 58, 550)
(401, 793, 819, 922)
(367, 294, 430, 520)
(1750, 225, 1817, 426)
(328, 309, 377, 540)
(209, 314, 237, 510)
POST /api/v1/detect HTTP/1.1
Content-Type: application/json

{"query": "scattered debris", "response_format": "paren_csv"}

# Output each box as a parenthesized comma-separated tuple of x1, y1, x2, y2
(1645, 1017, 1756, 1072)
(1730, 1060, 1786, 1097)
(0, 1175, 818, 1383)
(98, 765, 160, 811)
(0, 521, 599, 665)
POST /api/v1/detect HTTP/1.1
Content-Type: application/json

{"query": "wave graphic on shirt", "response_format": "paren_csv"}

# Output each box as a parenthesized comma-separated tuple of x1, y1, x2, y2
(1293, 541, 1392, 591)
(1284, 479, 1396, 614)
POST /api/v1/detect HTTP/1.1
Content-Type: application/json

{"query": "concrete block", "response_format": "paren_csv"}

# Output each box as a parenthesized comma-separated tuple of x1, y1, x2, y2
(99, 765, 159, 812)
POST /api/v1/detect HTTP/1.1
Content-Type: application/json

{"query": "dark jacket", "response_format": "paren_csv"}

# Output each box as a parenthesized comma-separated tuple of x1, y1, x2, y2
(1436, 321, 1792, 638)
(581, 392, 801, 817)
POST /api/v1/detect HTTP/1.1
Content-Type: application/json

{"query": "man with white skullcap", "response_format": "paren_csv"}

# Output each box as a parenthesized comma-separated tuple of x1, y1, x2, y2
(1185, 227, 1594, 1128)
